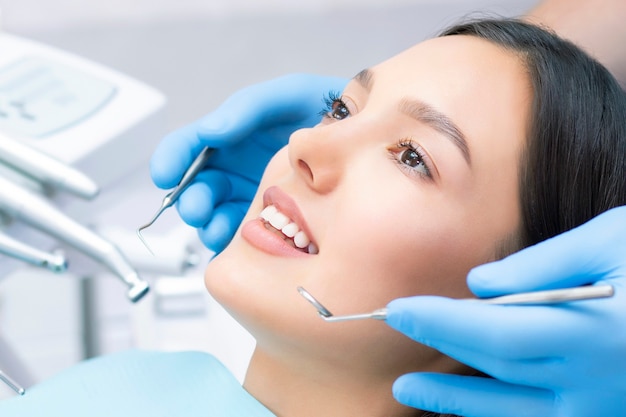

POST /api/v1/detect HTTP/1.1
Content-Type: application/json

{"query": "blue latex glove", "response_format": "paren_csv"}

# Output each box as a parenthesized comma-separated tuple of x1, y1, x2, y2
(150, 74, 348, 253)
(386, 206, 626, 417)
(0, 350, 275, 417)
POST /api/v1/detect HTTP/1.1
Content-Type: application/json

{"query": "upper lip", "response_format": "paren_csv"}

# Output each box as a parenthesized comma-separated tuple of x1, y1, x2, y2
(262, 186, 317, 245)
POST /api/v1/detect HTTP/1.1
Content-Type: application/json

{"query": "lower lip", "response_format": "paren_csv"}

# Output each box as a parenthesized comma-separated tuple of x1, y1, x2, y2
(241, 218, 310, 258)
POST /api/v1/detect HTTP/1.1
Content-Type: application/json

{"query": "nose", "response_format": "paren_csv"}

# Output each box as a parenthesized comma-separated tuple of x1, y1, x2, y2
(287, 126, 348, 194)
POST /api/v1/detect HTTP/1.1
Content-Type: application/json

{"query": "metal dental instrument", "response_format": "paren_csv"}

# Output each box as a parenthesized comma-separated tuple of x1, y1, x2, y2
(0, 369, 25, 396)
(0, 231, 67, 272)
(137, 146, 215, 253)
(297, 284, 615, 323)
(0, 175, 149, 302)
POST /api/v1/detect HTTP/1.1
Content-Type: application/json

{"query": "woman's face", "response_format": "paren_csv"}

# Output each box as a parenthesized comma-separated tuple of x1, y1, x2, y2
(205, 35, 531, 377)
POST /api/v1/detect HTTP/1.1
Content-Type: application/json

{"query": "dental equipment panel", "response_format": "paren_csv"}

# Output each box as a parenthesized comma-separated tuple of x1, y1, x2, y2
(0, 32, 166, 299)
(297, 285, 616, 323)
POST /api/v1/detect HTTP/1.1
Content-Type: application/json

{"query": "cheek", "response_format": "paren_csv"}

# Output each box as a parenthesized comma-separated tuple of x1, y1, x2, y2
(319, 186, 477, 312)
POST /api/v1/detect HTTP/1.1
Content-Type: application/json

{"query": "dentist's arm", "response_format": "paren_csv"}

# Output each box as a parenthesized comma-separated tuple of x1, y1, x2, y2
(150, 74, 347, 253)
(385, 206, 626, 417)
(525, 0, 626, 87)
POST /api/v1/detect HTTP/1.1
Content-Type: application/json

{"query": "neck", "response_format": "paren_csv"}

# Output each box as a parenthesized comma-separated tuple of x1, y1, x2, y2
(243, 347, 424, 417)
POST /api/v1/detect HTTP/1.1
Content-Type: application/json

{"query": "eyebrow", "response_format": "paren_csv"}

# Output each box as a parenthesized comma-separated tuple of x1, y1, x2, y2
(353, 69, 471, 166)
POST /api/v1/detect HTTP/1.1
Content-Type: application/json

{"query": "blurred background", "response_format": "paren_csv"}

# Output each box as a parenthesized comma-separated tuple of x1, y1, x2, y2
(0, 0, 535, 399)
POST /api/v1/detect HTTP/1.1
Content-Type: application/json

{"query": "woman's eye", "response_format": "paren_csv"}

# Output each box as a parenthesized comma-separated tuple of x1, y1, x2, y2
(400, 148, 423, 168)
(392, 141, 432, 179)
(320, 91, 351, 120)
(329, 100, 350, 120)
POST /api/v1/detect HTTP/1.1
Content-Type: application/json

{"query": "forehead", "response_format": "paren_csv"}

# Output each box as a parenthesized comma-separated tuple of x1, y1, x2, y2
(368, 34, 532, 168)
(371, 35, 527, 98)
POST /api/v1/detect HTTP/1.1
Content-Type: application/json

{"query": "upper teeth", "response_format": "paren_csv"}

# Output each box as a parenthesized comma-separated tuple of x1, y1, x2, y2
(259, 205, 318, 254)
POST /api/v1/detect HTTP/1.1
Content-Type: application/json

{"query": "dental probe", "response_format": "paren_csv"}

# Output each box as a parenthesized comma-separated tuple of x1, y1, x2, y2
(0, 231, 67, 272)
(137, 146, 215, 253)
(297, 284, 615, 323)
(0, 136, 100, 200)
(0, 369, 25, 396)
(0, 175, 149, 302)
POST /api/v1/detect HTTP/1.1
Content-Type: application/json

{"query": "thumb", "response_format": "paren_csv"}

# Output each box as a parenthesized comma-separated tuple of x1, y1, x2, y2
(468, 206, 626, 297)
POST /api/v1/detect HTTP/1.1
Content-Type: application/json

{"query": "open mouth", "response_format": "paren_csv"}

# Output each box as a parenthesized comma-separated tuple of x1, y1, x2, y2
(259, 205, 319, 255)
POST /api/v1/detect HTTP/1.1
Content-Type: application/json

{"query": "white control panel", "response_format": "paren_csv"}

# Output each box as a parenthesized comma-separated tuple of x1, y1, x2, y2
(0, 56, 116, 138)
(0, 33, 166, 187)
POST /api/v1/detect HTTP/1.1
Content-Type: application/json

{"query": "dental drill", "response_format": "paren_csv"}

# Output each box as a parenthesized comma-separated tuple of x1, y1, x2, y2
(0, 136, 100, 200)
(0, 232, 67, 273)
(0, 369, 25, 396)
(0, 176, 149, 302)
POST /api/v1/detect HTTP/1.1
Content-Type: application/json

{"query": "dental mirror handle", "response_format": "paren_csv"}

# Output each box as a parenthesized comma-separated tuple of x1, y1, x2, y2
(474, 284, 614, 305)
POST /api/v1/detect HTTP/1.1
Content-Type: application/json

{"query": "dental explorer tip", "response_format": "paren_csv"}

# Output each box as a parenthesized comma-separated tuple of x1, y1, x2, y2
(136, 228, 155, 256)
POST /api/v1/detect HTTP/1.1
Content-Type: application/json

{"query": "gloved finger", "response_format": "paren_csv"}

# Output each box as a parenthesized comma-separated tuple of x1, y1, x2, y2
(204, 140, 279, 182)
(393, 373, 554, 417)
(150, 119, 207, 189)
(417, 333, 564, 388)
(197, 202, 248, 254)
(177, 171, 258, 228)
(468, 206, 626, 297)
(196, 74, 349, 148)
(385, 296, 596, 361)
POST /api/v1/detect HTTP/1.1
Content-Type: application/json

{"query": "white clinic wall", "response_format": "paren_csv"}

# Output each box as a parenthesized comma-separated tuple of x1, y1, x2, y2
(0, 0, 537, 397)
(1, 0, 532, 32)
(0, 0, 537, 130)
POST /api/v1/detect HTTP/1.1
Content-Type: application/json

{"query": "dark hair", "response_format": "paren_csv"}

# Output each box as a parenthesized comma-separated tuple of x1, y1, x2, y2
(441, 18, 626, 252)
(422, 18, 626, 417)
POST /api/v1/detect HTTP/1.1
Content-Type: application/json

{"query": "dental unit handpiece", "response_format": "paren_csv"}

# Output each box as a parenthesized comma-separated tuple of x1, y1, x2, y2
(0, 231, 67, 272)
(297, 284, 615, 323)
(0, 176, 149, 302)
(137, 146, 215, 254)
(0, 136, 100, 200)
(0, 369, 25, 396)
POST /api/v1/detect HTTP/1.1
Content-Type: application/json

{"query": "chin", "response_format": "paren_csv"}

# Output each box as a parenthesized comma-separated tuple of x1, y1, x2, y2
(203, 240, 241, 306)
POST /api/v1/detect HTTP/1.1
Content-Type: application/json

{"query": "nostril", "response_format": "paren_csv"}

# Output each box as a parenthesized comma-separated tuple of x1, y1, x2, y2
(298, 159, 314, 183)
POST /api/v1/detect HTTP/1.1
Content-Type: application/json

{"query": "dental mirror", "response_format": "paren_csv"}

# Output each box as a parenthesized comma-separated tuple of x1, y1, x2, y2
(297, 284, 615, 323)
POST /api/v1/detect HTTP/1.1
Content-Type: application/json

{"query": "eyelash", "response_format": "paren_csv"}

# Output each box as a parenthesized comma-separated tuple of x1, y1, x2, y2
(391, 139, 433, 179)
(320, 91, 350, 120)
(319, 91, 432, 179)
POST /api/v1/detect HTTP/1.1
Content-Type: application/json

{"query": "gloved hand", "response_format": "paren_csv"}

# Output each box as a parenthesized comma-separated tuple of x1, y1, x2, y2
(385, 206, 626, 417)
(0, 350, 275, 417)
(150, 74, 348, 253)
